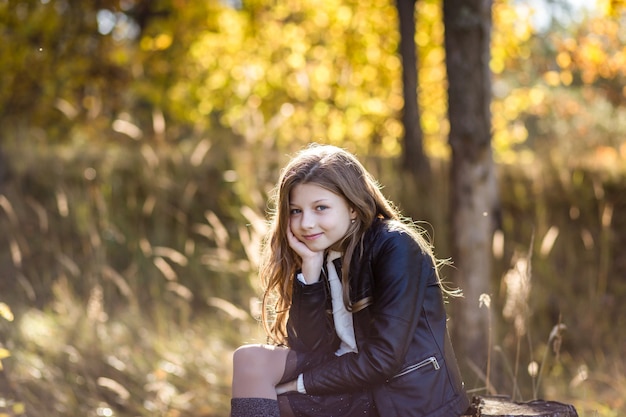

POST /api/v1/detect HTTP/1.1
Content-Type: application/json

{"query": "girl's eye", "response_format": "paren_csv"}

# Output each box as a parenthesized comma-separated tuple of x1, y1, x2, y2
(316, 205, 328, 211)
(289, 208, 301, 215)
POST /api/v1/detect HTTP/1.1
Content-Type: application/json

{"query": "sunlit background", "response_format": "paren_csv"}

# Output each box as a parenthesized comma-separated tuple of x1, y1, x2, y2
(0, 0, 625, 416)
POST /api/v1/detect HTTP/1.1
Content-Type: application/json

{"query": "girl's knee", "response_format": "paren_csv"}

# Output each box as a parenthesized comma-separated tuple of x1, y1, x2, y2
(232, 344, 264, 368)
(232, 344, 288, 381)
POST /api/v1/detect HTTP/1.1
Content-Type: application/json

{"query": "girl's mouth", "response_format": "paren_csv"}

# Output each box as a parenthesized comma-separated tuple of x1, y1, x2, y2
(302, 233, 322, 240)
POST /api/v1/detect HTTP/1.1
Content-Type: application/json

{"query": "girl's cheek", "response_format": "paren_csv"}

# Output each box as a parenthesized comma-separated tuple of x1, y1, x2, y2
(288, 218, 298, 233)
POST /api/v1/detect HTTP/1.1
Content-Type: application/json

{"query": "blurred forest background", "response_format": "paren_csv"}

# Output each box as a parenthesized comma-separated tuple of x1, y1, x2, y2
(1, 0, 625, 416)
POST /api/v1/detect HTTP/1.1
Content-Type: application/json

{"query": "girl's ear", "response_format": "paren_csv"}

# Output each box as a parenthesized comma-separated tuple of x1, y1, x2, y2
(350, 207, 357, 221)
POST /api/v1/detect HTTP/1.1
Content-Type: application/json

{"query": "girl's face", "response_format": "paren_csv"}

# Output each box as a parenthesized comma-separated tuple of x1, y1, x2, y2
(288, 182, 356, 253)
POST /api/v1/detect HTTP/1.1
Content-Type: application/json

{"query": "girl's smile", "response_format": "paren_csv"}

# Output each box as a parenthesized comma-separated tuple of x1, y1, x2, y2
(302, 233, 323, 240)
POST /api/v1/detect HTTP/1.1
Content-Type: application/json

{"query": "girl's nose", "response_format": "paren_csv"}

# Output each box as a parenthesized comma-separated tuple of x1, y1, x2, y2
(301, 211, 315, 229)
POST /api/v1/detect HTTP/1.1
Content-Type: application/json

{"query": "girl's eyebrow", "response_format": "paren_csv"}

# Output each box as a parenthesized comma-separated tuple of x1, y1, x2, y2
(290, 199, 329, 206)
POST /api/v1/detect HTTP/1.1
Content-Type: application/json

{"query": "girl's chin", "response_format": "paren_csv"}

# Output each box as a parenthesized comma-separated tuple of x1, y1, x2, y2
(304, 245, 329, 253)
(300, 236, 342, 253)
(304, 243, 343, 254)
(301, 241, 331, 253)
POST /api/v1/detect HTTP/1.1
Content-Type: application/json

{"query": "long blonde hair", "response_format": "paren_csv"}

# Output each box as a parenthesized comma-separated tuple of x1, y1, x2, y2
(260, 144, 446, 345)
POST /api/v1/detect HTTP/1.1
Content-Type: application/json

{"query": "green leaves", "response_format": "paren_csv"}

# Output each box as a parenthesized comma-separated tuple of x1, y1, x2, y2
(172, 0, 404, 154)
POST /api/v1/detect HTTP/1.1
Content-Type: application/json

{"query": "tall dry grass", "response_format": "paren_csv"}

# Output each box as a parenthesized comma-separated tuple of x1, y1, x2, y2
(0, 137, 270, 417)
(468, 158, 626, 416)
(0, 138, 625, 416)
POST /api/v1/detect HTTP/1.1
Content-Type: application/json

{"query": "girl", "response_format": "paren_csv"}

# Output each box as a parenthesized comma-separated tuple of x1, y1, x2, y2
(231, 144, 469, 417)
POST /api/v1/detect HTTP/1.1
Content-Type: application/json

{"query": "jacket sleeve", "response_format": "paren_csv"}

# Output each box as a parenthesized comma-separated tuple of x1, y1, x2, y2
(301, 228, 433, 394)
(286, 272, 339, 353)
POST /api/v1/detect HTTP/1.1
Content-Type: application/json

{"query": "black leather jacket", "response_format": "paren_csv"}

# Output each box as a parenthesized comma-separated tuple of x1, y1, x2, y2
(287, 219, 469, 417)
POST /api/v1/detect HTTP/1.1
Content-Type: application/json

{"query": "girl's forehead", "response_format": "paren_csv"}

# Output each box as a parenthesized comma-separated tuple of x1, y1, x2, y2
(289, 183, 341, 202)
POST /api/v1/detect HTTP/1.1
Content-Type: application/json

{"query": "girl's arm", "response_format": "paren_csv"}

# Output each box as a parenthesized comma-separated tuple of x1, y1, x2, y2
(286, 269, 340, 353)
(285, 221, 339, 353)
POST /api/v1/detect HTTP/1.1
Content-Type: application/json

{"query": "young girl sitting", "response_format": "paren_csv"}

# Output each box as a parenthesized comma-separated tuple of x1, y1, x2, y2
(231, 144, 469, 417)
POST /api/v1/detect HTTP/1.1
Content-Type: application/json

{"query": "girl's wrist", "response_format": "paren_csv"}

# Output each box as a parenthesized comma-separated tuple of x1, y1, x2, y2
(275, 379, 298, 395)
(300, 255, 324, 284)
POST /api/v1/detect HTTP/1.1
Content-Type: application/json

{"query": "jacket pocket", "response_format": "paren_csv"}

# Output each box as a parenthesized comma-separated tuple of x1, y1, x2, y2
(382, 356, 449, 416)
(391, 356, 440, 379)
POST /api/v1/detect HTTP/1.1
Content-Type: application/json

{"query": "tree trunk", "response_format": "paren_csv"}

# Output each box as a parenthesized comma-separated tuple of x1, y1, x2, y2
(443, 0, 498, 376)
(0, 146, 6, 192)
(464, 396, 579, 417)
(396, 0, 430, 180)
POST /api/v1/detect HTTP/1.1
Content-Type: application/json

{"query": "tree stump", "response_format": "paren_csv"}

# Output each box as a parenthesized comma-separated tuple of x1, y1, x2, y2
(464, 395, 579, 417)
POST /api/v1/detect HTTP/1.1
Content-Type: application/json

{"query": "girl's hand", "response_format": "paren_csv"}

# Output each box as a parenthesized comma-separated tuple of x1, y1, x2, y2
(287, 222, 324, 284)
(286, 224, 316, 258)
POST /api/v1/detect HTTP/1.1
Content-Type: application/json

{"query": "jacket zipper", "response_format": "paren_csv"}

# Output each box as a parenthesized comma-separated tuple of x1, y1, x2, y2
(391, 356, 440, 379)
